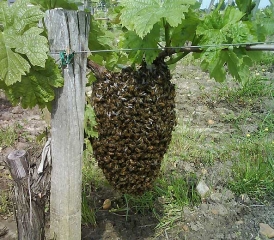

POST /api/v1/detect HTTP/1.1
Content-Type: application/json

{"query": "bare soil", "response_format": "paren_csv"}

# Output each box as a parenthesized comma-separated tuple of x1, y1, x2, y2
(0, 63, 274, 240)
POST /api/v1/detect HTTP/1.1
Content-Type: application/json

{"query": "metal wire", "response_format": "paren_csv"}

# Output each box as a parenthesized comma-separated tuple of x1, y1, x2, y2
(48, 41, 274, 54)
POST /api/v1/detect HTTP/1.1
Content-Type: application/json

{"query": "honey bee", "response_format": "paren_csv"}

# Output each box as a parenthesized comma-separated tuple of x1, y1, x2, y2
(120, 168, 127, 176)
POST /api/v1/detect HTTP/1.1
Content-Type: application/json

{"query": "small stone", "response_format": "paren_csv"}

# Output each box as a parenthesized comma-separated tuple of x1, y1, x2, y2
(182, 224, 189, 232)
(239, 124, 258, 134)
(189, 222, 198, 231)
(0, 166, 5, 170)
(211, 209, 218, 215)
(183, 162, 195, 173)
(102, 199, 111, 210)
(208, 119, 214, 125)
(196, 180, 210, 198)
(259, 223, 274, 238)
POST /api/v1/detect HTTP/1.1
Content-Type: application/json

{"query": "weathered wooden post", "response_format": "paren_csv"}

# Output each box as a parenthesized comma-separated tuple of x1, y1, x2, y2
(5, 148, 51, 240)
(44, 9, 90, 240)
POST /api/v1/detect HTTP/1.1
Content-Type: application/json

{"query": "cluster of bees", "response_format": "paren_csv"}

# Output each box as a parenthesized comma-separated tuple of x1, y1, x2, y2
(90, 58, 176, 195)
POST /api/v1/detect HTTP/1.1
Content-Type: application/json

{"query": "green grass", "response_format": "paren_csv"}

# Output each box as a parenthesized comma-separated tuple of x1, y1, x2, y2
(218, 75, 274, 200)
(259, 52, 274, 67)
(0, 192, 12, 215)
(0, 126, 17, 147)
(165, 124, 223, 165)
(154, 173, 200, 229)
(216, 73, 273, 106)
(82, 192, 97, 226)
(81, 146, 107, 225)
(227, 137, 274, 200)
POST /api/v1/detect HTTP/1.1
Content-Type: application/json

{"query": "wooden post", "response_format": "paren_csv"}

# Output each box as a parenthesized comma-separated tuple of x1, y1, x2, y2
(5, 149, 51, 240)
(44, 10, 90, 240)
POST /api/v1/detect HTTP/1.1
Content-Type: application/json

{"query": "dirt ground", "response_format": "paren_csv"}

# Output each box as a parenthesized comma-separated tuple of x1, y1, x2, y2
(0, 63, 274, 240)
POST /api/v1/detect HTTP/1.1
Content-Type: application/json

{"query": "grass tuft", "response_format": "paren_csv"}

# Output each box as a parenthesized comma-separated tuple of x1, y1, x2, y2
(0, 126, 17, 147)
(0, 192, 12, 215)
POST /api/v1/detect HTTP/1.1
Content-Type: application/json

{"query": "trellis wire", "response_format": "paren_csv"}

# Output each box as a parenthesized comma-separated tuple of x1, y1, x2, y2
(49, 41, 274, 54)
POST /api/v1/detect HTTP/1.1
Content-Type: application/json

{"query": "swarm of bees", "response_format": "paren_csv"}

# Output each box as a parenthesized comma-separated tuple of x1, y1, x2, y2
(90, 58, 176, 195)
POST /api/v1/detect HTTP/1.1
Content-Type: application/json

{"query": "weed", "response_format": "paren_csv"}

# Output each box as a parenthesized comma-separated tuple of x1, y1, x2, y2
(82, 149, 107, 190)
(0, 126, 17, 147)
(221, 109, 253, 130)
(81, 147, 104, 225)
(158, 173, 200, 205)
(239, 77, 273, 98)
(82, 192, 96, 225)
(258, 112, 274, 137)
(0, 192, 11, 215)
(123, 191, 156, 216)
(216, 74, 273, 105)
(153, 173, 200, 234)
(259, 52, 274, 67)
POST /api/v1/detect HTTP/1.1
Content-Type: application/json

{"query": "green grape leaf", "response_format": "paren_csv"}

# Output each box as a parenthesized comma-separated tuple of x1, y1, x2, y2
(88, 18, 109, 52)
(87, 72, 96, 85)
(199, 48, 256, 82)
(5, 27, 48, 67)
(200, 49, 226, 82)
(1, 57, 63, 109)
(0, 1, 12, 29)
(84, 104, 98, 138)
(0, 32, 31, 86)
(222, 5, 245, 25)
(88, 18, 125, 71)
(197, 7, 246, 45)
(196, 6, 259, 82)
(256, 2, 274, 37)
(235, 0, 256, 17)
(88, 18, 119, 66)
(122, 23, 161, 64)
(171, 10, 200, 47)
(120, 0, 196, 38)
(1, 0, 45, 34)
(0, 0, 48, 85)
